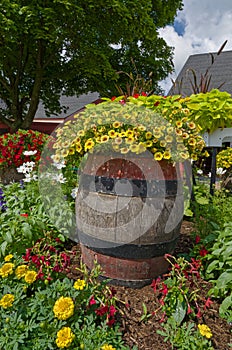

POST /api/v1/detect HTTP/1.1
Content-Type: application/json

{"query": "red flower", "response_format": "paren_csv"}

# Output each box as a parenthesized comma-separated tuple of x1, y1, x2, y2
(195, 235, 201, 244)
(154, 101, 160, 106)
(199, 247, 208, 257)
(141, 92, 147, 96)
(204, 297, 213, 310)
(133, 93, 140, 98)
(109, 305, 117, 317)
(95, 305, 109, 316)
(111, 96, 117, 101)
(20, 213, 28, 217)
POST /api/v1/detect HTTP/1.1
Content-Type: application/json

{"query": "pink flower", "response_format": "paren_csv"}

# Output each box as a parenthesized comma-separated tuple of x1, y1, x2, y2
(89, 296, 96, 306)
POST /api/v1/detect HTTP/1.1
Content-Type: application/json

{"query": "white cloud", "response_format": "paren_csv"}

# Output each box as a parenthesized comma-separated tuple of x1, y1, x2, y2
(159, 0, 232, 94)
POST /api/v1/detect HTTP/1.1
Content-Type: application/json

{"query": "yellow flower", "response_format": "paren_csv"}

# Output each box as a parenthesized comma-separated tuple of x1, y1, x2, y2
(160, 140, 167, 148)
(100, 135, 109, 143)
(0, 294, 14, 308)
(154, 152, 163, 161)
(125, 136, 134, 144)
(15, 265, 28, 279)
(0, 263, 14, 277)
(74, 279, 86, 290)
(129, 144, 140, 153)
(137, 124, 146, 131)
(125, 129, 134, 137)
(53, 296, 74, 320)
(56, 327, 75, 348)
(176, 120, 183, 128)
(165, 135, 173, 143)
(108, 130, 118, 138)
(101, 345, 116, 350)
(24, 270, 37, 284)
(188, 138, 196, 146)
(4, 254, 13, 262)
(145, 140, 153, 148)
(163, 150, 171, 159)
(198, 324, 213, 339)
(175, 128, 182, 136)
(68, 147, 75, 155)
(120, 147, 129, 154)
(119, 131, 126, 137)
(114, 137, 122, 145)
(180, 152, 189, 160)
(84, 139, 95, 152)
(78, 130, 85, 137)
(182, 132, 189, 139)
(145, 131, 153, 139)
(188, 121, 196, 129)
(112, 121, 121, 128)
(75, 143, 82, 152)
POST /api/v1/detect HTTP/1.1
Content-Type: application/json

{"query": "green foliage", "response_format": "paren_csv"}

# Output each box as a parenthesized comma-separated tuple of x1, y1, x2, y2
(205, 222, 232, 322)
(0, 0, 183, 130)
(185, 89, 232, 132)
(157, 318, 214, 350)
(0, 181, 66, 257)
(0, 256, 129, 350)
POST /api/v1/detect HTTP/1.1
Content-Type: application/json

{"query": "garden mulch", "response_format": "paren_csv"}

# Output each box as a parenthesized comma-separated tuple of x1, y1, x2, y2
(67, 221, 232, 350)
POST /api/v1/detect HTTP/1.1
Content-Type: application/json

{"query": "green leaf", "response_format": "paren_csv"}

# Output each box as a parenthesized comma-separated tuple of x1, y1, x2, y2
(171, 300, 186, 325)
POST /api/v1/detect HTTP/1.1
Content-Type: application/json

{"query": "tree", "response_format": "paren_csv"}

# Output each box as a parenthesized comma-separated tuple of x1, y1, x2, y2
(0, 0, 183, 131)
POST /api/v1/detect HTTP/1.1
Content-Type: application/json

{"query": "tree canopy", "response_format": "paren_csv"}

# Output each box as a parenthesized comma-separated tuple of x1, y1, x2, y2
(0, 0, 183, 131)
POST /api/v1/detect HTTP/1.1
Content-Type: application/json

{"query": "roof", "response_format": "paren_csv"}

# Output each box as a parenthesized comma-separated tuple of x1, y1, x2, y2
(168, 50, 232, 96)
(35, 92, 100, 119)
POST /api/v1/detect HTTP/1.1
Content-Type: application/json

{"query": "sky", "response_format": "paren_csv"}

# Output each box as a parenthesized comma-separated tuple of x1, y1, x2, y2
(159, 0, 232, 94)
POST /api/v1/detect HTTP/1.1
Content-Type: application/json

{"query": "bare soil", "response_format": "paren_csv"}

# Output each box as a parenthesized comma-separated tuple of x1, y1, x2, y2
(68, 221, 232, 349)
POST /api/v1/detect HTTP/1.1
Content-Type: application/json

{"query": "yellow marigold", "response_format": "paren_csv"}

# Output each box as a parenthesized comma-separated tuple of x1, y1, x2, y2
(24, 270, 37, 284)
(101, 345, 116, 350)
(56, 327, 75, 348)
(198, 324, 213, 339)
(74, 279, 86, 291)
(53, 297, 74, 320)
(0, 294, 14, 308)
(0, 263, 14, 278)
(15, 265, 28, 279)
(4, 254, 14, 262)
(154, 152, 163, 161)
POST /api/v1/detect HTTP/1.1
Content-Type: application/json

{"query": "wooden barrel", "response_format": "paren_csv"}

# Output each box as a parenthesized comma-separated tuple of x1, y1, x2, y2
(76, 152, 184, 288)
